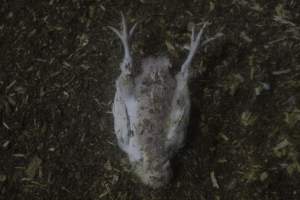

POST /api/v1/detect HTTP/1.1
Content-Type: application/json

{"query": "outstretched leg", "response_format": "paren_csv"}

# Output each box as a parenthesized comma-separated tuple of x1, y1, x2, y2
(180, 22, 223, 79)
(109, 12, 138, 76)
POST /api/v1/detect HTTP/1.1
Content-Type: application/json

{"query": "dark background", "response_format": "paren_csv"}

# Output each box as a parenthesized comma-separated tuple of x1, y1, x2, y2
(0, 0, 300, 199)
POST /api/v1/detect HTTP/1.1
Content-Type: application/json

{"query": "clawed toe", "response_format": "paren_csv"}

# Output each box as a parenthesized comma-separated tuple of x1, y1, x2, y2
(190, 22, 208, 48)
(108, 12, 138, 43)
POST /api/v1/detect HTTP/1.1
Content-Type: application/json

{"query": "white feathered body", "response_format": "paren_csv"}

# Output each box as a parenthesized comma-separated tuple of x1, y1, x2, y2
(113, 56, 190, 187)
(110, 14, 218, 188)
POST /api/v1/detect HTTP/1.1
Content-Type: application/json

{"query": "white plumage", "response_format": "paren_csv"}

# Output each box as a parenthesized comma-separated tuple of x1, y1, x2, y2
(110, 13, 221, 188)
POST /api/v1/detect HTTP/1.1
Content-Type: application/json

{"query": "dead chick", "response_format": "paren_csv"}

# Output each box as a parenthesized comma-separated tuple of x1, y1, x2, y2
(110, 13, 221, 188)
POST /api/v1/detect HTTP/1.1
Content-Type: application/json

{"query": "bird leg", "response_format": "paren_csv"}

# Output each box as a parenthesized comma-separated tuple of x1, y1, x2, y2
(109, 12, 138, 76)
(180, 22, 223, 80)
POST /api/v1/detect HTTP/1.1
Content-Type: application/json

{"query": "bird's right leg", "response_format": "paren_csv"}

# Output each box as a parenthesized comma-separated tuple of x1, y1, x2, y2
(108, 12, 138, 76)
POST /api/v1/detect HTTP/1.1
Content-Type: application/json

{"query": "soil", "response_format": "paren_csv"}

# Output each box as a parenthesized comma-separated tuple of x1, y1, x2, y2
(0, 0, 300, 200)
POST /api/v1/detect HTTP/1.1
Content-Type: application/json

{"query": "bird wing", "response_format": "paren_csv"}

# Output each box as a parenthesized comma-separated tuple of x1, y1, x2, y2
(165, 83, 190, 155)
(112, 90, 131, 153)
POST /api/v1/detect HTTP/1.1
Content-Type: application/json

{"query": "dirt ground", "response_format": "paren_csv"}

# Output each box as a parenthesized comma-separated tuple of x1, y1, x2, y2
(0, 0, 300, 199)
